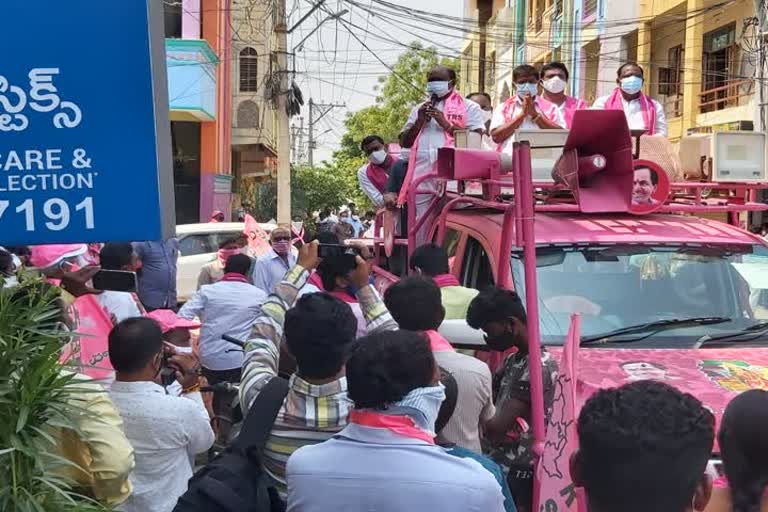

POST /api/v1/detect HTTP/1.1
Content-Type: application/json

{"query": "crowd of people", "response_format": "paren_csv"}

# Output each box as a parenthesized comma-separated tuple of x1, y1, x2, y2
(0, 59, 759, 512)
(1, 237, 766, 512)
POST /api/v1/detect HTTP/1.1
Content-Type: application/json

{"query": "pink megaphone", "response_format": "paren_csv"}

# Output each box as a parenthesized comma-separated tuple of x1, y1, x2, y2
(437, 147, 514, 180)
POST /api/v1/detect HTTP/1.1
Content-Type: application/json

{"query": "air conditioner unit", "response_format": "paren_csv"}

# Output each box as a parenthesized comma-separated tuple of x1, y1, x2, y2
(679, 132, 767, 182)
(712, 131, 766, 182)
(516, 129, 569, 182)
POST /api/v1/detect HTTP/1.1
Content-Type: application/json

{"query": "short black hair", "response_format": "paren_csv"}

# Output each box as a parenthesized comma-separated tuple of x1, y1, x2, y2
(0, 249, 14, 276)
(719, 390, 768, 512)
(466, 92, 492, 103)
(5, 245, 31, 257)
(314, 231, 340, 244)
(467, 287, 527, 329)
(513, 64, 539, 82)
(224, 253, 252, 276)
(317, 248, 355, 291)
(346, 330, 436, 409)
(636, 166, 659, 186)
(384, 276, 443, 331)
(430, 65, 457, 82)
(285, 293, 358, 379)
(541, 61, 570, 80)
(617, 61, 644, 78)
(361, 135, 384, 150)
(100, 243, 135, 270)
(577, 381, 714, 512)
(410, 243, 450, 276)
(218, 234, 246, 249)
(108, 317, 163, 373)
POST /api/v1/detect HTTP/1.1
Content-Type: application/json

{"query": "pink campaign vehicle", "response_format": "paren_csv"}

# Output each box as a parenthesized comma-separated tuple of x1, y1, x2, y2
(371, 110, 768, 512)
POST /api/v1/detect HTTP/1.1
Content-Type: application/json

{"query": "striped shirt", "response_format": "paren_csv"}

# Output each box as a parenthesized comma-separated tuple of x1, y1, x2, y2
(240, 264, 397, 497)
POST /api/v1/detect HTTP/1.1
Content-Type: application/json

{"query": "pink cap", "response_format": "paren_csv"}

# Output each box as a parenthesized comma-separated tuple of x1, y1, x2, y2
(29, 244, 87, 268)
(146, 309, 201, 333)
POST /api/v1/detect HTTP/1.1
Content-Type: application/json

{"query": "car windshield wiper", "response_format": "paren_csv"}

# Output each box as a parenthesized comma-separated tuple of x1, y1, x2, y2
(695, 321, 768, 347)
(581, 317, 732, 345)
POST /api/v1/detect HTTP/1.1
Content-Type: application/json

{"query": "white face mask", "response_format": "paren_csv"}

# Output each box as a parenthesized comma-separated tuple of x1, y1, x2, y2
(426, 81, 451, 98)
(516, 82, 538, 98)
(542, 76, 567, 94)
(291, 221, 304, 232)
(369, 149, 387, 165)
(483, 109, 493, 123)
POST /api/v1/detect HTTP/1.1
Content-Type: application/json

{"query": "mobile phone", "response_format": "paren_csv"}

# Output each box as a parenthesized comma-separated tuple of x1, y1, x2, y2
(92, 270, 138, 292)
(318, 244, 360, 272)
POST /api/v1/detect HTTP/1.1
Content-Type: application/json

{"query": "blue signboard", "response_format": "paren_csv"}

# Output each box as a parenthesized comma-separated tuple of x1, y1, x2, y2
(0, 0, 174, 245)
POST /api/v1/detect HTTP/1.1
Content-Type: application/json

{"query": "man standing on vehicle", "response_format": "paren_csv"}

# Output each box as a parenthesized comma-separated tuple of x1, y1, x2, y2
(491, 65, 562, 155)
(467, 287, 559, 512)
(251, 227, 296, 293)
(537, 62, 588, 129)
(399, 65, 486, 244)
(410, 243, 479, 320)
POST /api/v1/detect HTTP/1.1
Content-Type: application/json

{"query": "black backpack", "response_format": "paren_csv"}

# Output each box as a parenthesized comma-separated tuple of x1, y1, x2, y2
(174, 377, 290, 512)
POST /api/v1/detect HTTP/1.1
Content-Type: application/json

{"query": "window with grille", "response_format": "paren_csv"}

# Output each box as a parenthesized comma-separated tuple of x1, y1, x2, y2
(239, 47, 259, 93)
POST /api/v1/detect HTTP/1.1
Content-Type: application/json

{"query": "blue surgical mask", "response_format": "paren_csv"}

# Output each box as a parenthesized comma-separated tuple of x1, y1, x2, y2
(620, 76, 643, 95)
(516, 82, 538, 98)
(426, 81, 451, 98)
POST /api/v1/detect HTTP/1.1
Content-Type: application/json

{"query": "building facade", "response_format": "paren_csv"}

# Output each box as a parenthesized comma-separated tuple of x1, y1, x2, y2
(460, 0, 760, 143)
(164, 0, 276, 224)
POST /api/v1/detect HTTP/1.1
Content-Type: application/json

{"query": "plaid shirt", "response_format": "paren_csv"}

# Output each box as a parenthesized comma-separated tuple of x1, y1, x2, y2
(240, 265, 396, 496)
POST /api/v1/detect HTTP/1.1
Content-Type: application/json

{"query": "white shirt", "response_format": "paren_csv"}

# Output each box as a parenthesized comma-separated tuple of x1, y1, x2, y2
(97, 291, 142, 323)
(357, 163, 385, 207)
(110, 381, 214, 512)
(489, 97, 547, 154)
(251, 249, 297, 294)
(178, 279, 268, 370)
(592, 94, 668, 136)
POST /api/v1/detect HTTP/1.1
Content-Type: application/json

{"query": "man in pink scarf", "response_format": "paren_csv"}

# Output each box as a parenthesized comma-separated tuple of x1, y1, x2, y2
(490, 64, 562, 155)
(399, 65, 486, 244)
(592, 62, 668, 136)
(357, 135, 395, 208)
(536, 62, 588, 129)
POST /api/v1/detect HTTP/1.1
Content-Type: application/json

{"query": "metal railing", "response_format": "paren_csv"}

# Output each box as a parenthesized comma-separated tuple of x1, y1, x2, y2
(662, 94, 684, 118)
(583, 0, 598, 18)
(699, 78, 753, 113)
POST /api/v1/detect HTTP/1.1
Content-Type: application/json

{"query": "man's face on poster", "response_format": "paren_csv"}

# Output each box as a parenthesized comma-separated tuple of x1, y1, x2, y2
(633, 167, 657, 205)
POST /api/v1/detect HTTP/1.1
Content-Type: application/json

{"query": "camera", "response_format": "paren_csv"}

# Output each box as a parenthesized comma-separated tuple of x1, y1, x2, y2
(318, 244, 361, 272)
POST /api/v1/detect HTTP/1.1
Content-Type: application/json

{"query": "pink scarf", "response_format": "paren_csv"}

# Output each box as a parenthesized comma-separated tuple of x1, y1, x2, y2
(349, 410, 435, 444)
(536, 95, 588, 129)
(307, 272, 324, 290)
(495, 95, 560, 151)
(425, 330, 455, 353)
(221, 273, 250, 284)
(366, 157, 391, 193)
(217, 248, 241, 265)
(432, 273, 460, 288)
(603, 87, 657, 135)
(397, 91, 467, 206)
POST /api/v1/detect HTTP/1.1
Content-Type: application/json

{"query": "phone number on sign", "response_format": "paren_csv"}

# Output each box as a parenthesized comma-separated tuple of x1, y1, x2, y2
(0, 197, 94, 232)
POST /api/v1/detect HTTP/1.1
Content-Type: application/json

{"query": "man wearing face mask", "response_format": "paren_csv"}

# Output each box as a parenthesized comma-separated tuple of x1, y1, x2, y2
(286, 330, 506, 512)
(108, 317, 214, 512)
(467, 287, 559, 512)
(537, 62, 588, 129)
(398, 65, 486, 244)
(196, 234, 248, 289)
(491, 65, 562, 155)
(358, 135, 394, 208)
(251, 227, 297, 293)
(593, 62, 668, 136)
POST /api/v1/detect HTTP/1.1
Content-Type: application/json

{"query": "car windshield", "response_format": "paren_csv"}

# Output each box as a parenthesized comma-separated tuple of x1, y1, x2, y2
(511, 243, 768, 347)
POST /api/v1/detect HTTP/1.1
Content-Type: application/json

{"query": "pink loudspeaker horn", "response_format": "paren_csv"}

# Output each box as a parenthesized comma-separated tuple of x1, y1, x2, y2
(437, 147, 514, 180)
(552, 110, 634, 213)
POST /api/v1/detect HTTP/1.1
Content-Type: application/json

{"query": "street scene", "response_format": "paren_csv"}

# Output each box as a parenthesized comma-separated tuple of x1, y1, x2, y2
(3, 0, 768, 511)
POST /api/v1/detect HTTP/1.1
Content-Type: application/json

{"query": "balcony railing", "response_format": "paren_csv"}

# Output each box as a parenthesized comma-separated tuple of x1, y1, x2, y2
(699, 78, 753, 114)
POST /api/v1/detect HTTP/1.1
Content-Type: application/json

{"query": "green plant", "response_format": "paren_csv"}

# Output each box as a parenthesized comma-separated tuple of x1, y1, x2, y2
(0, 276, 107, 511)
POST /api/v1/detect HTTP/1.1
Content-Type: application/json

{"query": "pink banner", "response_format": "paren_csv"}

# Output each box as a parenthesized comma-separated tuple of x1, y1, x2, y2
(244, 214, 271, 258)
(60, 294, 114, 381)
(537, 315, 581, 512)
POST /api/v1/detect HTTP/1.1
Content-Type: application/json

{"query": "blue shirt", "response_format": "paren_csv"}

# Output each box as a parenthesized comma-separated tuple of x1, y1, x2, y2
(286, 423, 505, 512)
(251, 249, 297, 294)
(133, 239, 179, 310)
(446, 445, 517, 512)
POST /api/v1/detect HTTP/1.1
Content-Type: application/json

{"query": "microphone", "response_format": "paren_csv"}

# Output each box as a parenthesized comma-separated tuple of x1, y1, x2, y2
(430, 94, 439, 107)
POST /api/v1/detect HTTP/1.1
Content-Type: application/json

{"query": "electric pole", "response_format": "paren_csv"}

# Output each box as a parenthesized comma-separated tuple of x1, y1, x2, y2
(307, 98, 345, 167)
(274, 2, 291, 225)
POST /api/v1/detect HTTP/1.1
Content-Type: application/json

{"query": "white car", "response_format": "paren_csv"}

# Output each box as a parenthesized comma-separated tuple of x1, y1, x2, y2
(176, 222, 276, 303)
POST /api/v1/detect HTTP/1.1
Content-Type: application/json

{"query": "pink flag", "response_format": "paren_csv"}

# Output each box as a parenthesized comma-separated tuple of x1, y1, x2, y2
(536, 314, 581, 512)
(244, 214, 271, 258)
(60, 295, 114, 381)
